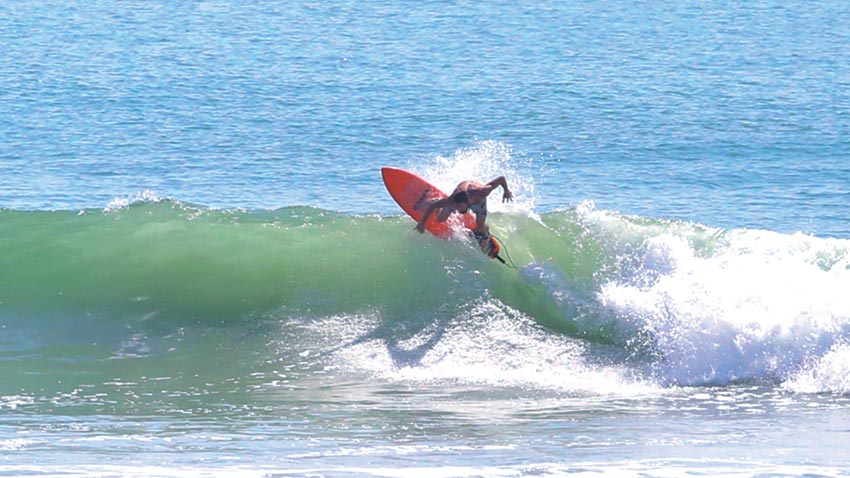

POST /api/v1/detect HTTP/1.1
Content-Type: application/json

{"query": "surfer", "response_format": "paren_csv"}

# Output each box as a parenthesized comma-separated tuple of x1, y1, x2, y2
(414, 176, 513, 246)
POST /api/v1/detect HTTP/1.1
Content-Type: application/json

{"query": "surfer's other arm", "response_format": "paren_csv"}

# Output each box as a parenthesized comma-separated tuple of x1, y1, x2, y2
(415, 197, 452, 233)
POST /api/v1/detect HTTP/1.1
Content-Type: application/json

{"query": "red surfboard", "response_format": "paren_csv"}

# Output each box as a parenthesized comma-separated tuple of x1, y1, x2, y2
(381, 167, 476, 237)
(381, 167, 504, 261)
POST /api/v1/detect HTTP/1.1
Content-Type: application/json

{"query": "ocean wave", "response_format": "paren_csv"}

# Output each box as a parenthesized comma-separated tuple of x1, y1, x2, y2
(2, 201, 850, 392)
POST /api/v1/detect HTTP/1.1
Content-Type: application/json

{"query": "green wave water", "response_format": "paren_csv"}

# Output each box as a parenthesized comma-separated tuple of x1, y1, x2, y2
(1, 200, 589, 328)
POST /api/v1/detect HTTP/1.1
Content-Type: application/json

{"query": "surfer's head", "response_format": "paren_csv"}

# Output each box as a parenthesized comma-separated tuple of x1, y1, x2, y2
(452, 191, 470, 212)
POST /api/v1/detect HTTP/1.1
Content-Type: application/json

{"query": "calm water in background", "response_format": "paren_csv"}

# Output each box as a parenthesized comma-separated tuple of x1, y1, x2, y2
(3, 1, 849, 234)
(2, 1, 850, 477)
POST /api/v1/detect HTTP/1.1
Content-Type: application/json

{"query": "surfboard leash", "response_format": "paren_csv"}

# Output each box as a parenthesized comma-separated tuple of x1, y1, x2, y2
(491, 234, 518, 269)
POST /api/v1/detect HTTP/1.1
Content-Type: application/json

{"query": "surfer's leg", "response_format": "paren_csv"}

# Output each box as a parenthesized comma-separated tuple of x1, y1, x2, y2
(473, 229, 495, 255)
(473, 213, 492, 252)
(475, 213, 488, 234)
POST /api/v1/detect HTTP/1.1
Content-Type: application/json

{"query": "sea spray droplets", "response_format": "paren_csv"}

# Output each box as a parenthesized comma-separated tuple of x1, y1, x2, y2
(419, 140, 536, 215)
(785, 342, 850, 394)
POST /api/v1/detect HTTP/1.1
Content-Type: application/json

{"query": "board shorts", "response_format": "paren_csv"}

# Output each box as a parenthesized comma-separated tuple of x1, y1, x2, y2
(468, 200, 487, 218)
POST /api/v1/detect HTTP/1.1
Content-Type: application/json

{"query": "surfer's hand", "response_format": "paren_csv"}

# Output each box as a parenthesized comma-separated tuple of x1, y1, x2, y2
(502, 189, 513, 203)
(414, 222, 426, 233)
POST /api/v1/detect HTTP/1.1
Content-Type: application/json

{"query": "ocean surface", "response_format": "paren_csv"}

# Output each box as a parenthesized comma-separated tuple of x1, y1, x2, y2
(2, 1, 850, 477)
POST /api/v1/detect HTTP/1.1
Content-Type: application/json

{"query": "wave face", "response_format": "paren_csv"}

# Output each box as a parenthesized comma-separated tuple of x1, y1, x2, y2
(2, 200, 850, 395)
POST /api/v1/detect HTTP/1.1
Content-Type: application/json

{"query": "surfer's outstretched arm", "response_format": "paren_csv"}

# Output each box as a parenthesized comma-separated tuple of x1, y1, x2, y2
(485, 176, 513, 203)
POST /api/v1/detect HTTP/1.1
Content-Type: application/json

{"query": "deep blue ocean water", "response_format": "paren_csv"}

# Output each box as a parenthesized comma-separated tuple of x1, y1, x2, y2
(2, 1, 850, 477)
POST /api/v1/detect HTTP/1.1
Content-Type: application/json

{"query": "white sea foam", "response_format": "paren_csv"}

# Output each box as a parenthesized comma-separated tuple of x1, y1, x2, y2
(104, 189, 164, 211)
(0, 394, 34, 410)
(587, 206, 850, 387)
(3, 459, 842, 478)
(327, 300, 657, 397)
(784, 342, 850, 394)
